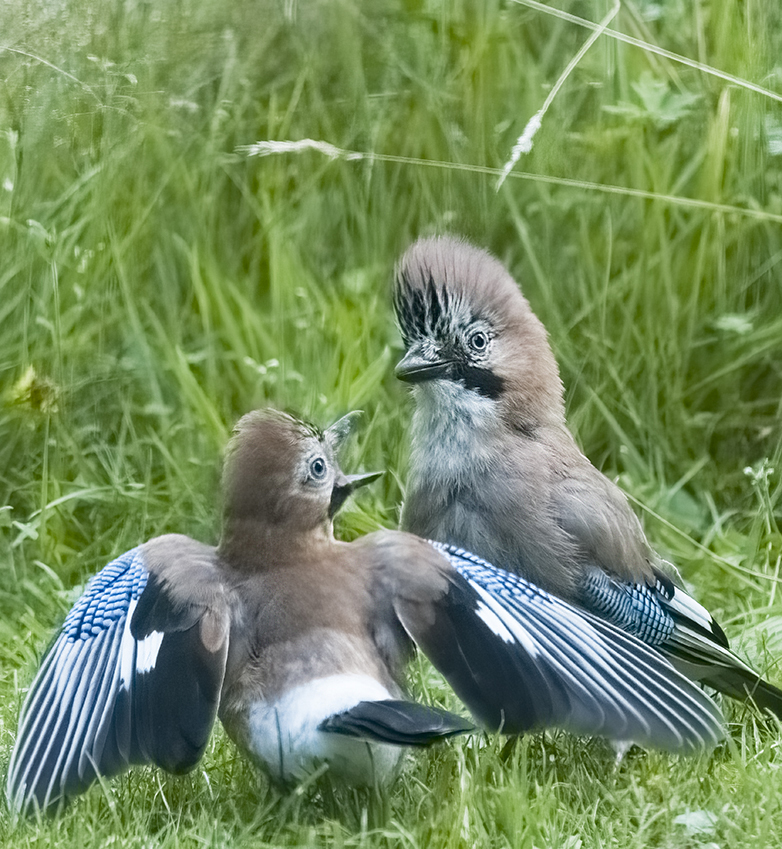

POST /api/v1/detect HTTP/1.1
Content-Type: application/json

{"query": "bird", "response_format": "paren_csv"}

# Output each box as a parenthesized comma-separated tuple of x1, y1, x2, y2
(393, 234, 782, 718)
(7, 407, 725, 815)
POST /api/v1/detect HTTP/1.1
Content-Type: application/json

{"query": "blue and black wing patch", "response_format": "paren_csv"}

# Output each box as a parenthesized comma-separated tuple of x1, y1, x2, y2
(6, 537, 229, 815)
(7, 548, 148, 812)
(584, 560, 782, 719)
(400, 543, 725, 753)
(580, 567, 676, 646)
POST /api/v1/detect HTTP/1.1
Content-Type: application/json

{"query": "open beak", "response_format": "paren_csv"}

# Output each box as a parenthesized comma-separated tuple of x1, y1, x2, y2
(324, 411, 381, 517)
(329, 470, 383, 518)
(395, 345, 451, 384)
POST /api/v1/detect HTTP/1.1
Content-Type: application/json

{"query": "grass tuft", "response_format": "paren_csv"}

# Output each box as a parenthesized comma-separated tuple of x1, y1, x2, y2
(2, 0, 782, 845)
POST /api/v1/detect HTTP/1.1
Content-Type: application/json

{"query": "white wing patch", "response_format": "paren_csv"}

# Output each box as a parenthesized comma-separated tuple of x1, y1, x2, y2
(136, 631, 164, 675)
(475, 601, 515, 644)
(470, 581, 540, 657)
(118, 599, 138, 690)
(665, 587, 715, 633)
(118, 598, 164, 688)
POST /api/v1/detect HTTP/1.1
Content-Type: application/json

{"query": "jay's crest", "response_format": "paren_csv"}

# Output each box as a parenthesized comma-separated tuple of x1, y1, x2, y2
(393, 236, 563, 411)
(394, 235, 782, 723)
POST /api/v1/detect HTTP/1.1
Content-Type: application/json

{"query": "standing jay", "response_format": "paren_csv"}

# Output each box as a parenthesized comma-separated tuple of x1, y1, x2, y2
(393, 235, 782, 717)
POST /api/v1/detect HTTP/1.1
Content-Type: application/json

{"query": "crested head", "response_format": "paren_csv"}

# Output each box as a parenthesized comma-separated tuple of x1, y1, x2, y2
(394, 236, 565, 429)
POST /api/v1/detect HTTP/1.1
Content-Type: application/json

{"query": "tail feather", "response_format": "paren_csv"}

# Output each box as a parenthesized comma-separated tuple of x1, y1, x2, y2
(319, 700, 475, 746)
(663, 623, 782, 719)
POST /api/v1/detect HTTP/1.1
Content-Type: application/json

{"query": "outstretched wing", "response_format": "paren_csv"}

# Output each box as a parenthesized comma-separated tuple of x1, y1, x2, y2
(6, 534, 230, 815)
(377, 534, 724, 753)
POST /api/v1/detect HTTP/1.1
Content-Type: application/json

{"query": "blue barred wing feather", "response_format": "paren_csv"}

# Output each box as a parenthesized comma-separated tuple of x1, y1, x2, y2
(6, 539, 228, 815)
(420, 542, 725, 753)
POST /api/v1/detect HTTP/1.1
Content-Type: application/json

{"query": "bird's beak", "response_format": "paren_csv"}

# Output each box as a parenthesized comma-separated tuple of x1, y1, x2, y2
(324, 410, 364, 453)
(395, 345, 451, 384)
(329, 470, 383, 518)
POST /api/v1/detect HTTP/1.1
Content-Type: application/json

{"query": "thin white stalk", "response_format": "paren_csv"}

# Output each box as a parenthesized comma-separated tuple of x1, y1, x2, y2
(496, 1, 620, 189)
(511, 0, 782, 104)
(237, 140, 782, 225)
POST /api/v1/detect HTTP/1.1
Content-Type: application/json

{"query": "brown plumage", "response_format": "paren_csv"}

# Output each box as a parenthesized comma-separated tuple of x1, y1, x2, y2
(394, 234, 782, 717)
(8, 406, 727, 814)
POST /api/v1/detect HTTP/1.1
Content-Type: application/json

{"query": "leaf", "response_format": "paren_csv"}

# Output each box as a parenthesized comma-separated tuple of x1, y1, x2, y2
(673, 809, 719, 835)
(632, 72, 701, 128)
(604, 72, 701, 129)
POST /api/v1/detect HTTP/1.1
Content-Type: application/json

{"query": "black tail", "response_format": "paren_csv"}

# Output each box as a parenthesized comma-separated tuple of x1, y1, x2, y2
(319, 700, 474, 746)
(699, 667, 782, 718)
(663, 623, 782, 719)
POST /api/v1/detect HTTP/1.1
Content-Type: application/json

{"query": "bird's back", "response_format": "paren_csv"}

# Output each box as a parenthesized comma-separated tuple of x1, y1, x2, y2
(216, 543, 411, 785)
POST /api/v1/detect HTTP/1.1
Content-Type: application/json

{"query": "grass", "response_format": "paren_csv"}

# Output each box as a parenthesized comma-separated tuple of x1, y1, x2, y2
(1, 0, 782, 845)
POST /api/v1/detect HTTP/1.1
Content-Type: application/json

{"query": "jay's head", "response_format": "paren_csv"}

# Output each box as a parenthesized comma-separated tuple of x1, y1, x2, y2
(222, 409, 380, 537)
(393, 236, 565, 427)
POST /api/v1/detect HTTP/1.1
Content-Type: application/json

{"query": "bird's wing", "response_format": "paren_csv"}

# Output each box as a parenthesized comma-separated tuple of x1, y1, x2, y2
(580, 553, 782, 718)
(369, 531, 724, 753)
(657, 582, 782, 717)
(6, 534, 230, 815)
(552, 467, 657, 584)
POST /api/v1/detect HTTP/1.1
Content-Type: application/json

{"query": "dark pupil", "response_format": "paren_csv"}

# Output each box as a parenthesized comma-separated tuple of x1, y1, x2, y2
(311, 458, 326, 478)
(471, 331, 487, 351)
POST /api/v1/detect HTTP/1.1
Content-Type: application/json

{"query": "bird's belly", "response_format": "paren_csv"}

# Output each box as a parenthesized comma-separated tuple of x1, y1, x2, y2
(245, 674, 403, 786)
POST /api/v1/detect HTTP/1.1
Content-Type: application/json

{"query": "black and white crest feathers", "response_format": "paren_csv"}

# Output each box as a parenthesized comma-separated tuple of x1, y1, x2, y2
(394, 270, 453, 348)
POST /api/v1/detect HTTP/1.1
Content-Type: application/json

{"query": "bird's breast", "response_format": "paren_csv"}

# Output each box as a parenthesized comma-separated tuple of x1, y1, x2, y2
(409, 381, 501, 485)
(239, 674, 403, 786)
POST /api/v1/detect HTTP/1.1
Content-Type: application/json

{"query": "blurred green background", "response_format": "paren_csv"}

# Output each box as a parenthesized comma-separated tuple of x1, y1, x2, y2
(2, 0, 782, 846)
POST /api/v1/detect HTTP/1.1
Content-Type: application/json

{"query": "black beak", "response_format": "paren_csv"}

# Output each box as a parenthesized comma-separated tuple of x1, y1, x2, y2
(394, 346, 451, 384)
(328, 470, 383, 518)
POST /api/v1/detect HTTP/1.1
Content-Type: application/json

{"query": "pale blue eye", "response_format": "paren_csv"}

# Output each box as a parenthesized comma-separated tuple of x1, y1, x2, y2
(310, 457, 327, 479)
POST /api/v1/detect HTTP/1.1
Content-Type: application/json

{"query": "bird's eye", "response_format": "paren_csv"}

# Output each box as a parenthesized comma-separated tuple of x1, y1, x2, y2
(309, 457, 327, 480)
(468, 330, 489, 353)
